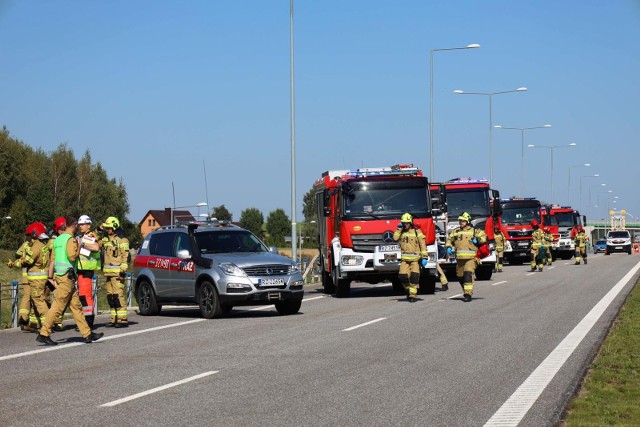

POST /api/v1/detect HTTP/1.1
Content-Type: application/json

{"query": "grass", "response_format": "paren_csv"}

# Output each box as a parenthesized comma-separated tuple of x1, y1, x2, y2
(561, 278, 640, 426)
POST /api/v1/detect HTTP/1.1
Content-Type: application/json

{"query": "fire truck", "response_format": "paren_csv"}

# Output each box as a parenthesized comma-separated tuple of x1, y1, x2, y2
(429, 178, 505, 280)
(315, 164, 442, 298)
(540, 205, 581, 260)
(499, 198, 542, 265)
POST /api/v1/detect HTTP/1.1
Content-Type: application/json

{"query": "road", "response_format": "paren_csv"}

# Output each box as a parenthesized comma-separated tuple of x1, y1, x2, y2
(1, 253, 639, 427)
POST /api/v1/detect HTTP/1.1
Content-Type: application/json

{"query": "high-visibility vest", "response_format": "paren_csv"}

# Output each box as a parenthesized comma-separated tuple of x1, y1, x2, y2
(53, 233, 76, 276)
(77, 232, 102, 271)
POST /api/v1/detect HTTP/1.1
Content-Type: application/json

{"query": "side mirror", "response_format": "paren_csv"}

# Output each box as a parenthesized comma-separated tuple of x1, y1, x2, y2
(324, 207, 331, 217)
(582, 215, 587, 226)
(176, 249, 191, 260)
(269, 246, 279, 254)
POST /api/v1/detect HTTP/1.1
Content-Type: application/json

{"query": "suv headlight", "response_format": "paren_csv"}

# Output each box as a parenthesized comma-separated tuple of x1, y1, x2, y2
(218, 262, 247, 277)
(289, 264, 300, 274)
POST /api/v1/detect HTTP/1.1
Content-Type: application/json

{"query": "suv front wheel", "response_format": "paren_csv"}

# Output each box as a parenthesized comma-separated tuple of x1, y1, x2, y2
(199, 281, 223, 319)
(137, 280, 161, 316)
(275, 298, 302, 315)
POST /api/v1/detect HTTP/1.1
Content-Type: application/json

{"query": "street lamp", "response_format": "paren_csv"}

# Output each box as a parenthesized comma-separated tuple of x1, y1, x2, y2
(589, 183, 606, 215)
(494, 124, 551, 196)
(171, 202, 208, 226)
(429, 43, 480, 182)
(568, 163, 590, 205)
(527, 143, 577, 202)
(454, 87, 528, 184)
(579, 174, 599, 213)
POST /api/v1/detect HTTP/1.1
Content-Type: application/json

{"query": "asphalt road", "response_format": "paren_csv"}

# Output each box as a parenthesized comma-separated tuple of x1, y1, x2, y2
(1, 253, 639, 427)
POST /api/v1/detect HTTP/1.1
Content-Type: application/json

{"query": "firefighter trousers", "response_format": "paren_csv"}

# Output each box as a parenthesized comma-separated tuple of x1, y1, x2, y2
(530, 246, 545, 270)
(436, 263, 448, 285)
(106, 275, 128, 324)
(398, 260, 420, 297)
(18, 283, 32, 325)
(40, 276, 91, 338)
(29, 280, 50, 328)
(575, 246, 587, 264)
(495, 249, 504, 272)
(456, 258, 478, 296)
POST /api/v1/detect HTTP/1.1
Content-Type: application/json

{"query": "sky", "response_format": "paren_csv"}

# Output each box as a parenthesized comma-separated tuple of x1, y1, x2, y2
(1, 1, 639, 224)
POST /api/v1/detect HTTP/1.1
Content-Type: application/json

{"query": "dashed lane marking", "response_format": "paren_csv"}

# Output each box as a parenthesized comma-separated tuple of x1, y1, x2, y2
(343, 317, 387, 332)
(484, 259, 640, 426)
(491, 281, 508, 286)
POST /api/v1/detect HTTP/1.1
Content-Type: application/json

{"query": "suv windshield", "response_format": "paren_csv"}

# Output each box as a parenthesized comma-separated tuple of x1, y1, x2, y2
(342, 178, 429, 220)
(608, 231, 630, 239)
(195, 230, 269, 254)
(446, 189, 490, 219)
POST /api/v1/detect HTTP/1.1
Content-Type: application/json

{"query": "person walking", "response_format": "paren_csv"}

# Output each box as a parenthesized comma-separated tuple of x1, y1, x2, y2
(100, 217, 130, 326)
(76, 215, 101, 328)
(445, 212, 487, 302)
(36, 216, 103, 346)
(393, 213, 428, 302)
(530, 220, 546, 272)
(20, 222, 52, 329)
(8, 227, 37, 331)
(493, 224, 508, 273)
(544, 227, 554, 265)
(574, 226, 590, 265)
(45, 217, 69, 332)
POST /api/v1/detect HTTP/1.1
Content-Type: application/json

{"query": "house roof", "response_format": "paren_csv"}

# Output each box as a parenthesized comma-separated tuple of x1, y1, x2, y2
(139, 207, 196, 227)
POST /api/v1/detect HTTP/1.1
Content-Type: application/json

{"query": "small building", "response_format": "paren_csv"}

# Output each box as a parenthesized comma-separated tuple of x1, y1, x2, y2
(139, 207, 196, 238)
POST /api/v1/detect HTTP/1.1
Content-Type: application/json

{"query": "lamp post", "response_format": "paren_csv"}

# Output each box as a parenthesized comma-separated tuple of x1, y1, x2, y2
(171, 202, 208, 226)
(290, 0, 298, 263)
(454, 87, 528, 184)
(527, 143, 577, 202)
(429, 43, 480, 182)
(589, 183, 606, 217)
(494, 124, 551, 196)
(568, 163, 590, 205)
(579, 174, 599, 213)
(595, 190, 613, 215)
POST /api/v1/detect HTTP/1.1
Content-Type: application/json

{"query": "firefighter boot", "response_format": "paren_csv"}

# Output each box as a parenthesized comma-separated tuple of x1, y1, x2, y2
(441, 284, 448, 292)
(36, 334, 58, 346)
(84, 332, 104, 343)
(463, 294, 472, 302)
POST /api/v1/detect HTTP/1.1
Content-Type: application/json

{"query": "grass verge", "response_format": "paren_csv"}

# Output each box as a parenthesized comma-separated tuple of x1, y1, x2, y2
(561, 278, 640, 426)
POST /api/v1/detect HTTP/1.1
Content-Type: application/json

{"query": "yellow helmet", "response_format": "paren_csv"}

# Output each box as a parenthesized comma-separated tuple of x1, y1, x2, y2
(458, 212, 471, 222)
(102, 216, 120, 229)
(401, 213, 413, 223)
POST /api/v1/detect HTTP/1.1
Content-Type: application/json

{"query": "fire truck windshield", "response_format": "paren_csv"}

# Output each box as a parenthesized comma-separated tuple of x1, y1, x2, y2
(341, 179, 429, 220)
(445, 189, 490, 219)
(501, 203, 541, 225)
(550, 212, 574, 227)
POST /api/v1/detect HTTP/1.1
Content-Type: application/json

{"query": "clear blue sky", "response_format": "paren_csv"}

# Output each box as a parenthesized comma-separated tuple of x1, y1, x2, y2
(1, 1, 639, 223)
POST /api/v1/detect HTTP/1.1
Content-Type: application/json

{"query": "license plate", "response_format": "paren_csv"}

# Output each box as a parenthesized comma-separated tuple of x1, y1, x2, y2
(379, 245, 400, 252)
(615, 246, 623, 250)
(517, 242, 528, 247)
(259, 278, 285, 286)
(384, 253, 397, 261)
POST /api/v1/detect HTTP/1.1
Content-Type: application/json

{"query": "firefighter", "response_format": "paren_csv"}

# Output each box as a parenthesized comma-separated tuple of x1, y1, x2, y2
(544, 227, 554, 265)
(574, 226, 590, 265)
(36, 216, 103, 345)
(45, 217, 68, 332)
(445, 212, 487, 302)
(20, 222, 52, 329)
(436, 262, 449, 291)
(493, 224, 508, 273)
(76, 215, 101, 328)
(530, 220, 546, 272)
(100, 216, 130, 326)
(7, 227, 36, 331)
(393, 213, 428, 302)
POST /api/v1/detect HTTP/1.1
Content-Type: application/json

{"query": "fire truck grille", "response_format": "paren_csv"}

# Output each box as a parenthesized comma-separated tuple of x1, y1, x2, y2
(351, 234, 387, 253)
(242, 264, 291, 276)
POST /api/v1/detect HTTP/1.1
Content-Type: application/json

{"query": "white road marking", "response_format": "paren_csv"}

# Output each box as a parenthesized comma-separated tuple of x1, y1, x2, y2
(0, 319, 205, 362)
(549, 266, 555, 269)
(526, 272, 535, 276)
(564, 262, 571, 265)
(100, 371, 219, 407)
(484, 259, 640, 427)
(491, 281, 508, 286)
(248, 295, 325, 311)
(447, 293, 463, 300)
(343, 317, 386, 332)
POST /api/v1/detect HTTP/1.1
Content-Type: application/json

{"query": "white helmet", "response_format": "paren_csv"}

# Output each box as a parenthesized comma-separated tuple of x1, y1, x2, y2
(78, 215, 92, 225)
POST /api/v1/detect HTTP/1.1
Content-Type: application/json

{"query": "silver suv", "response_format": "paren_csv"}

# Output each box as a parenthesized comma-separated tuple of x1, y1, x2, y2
(605, 230, 632, 255)
(133, 222, 304, 318)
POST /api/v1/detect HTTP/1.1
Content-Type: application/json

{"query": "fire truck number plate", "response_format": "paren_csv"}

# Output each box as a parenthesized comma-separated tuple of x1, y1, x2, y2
(259, 278, 285, 286)
(379, 245, 400, 252)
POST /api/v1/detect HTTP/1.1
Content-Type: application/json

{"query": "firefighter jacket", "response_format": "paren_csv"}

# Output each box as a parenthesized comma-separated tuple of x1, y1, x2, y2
(102, 234, 130, 275)
(446, 225, 487, 260)
(544, 231, 554, 247)
(7, 241, 30, 284)
(494, 231, 508, 251)
(77, 231, 102, 271)
(22, 240, 51, 281)
(574, 231, 589, 248)
(393, 226, 428, 261)
(531, 229, 546, 249)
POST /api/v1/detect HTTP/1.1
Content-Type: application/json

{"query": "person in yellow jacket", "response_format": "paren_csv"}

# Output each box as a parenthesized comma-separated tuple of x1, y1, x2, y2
(445, 212, 487, 302)
(100, 216, 130, 326)
(393, 213, 428, 302)
(76, 215, 101, 328)
(493, 224, 508, 273)
(7, 236, 33, 331)
(36, 216, 103, 346)
(574, 226, 590, 265)
(544, 227, 554, 266)
(530, 220, 546, 272)
(20, 222, 52, 329)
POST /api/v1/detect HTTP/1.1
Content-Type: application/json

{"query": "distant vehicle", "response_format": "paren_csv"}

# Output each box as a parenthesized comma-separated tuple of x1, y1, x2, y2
(605, 230, 632, 255)
(133, 222, 304, 318)
(593, 239, 607, 254)
(499, 198, 542, 265)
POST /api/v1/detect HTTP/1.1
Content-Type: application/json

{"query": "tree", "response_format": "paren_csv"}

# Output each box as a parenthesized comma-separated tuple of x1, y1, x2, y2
(302, 185, 317, 223)
(212, 204, 232, 221)
(265, 209, 290, 247)
(239, 207, 264, 239)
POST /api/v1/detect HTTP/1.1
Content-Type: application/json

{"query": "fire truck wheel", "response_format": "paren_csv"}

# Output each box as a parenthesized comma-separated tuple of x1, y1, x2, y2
(332, 258, 351, 298)
(199, 281, 223, 319)
(418, 274, 436, 295)
(391, 278, 405, 295)
(275, 298, 302, 315)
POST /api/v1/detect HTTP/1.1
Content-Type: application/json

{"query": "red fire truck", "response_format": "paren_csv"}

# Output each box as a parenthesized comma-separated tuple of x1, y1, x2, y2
(429, 178, 506, 280)
(499, 198, 542, 265)
(540, 204, 579, 260)
(315, 164, 442, 297)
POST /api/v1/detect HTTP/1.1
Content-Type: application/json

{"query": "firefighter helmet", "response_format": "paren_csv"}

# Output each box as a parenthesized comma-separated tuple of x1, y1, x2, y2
(458, 212, 472, 222)
(78, 215, 92, 225)
(26, 222, 48, 240)
(53, 217, 66, 234)
(102, 216, 120, 229)
(401, 213, 413, 223)
(530, 219, 539, 227)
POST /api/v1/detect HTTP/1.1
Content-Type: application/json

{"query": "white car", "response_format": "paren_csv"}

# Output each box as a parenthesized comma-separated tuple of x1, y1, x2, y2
(605, 230, 632, 255)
